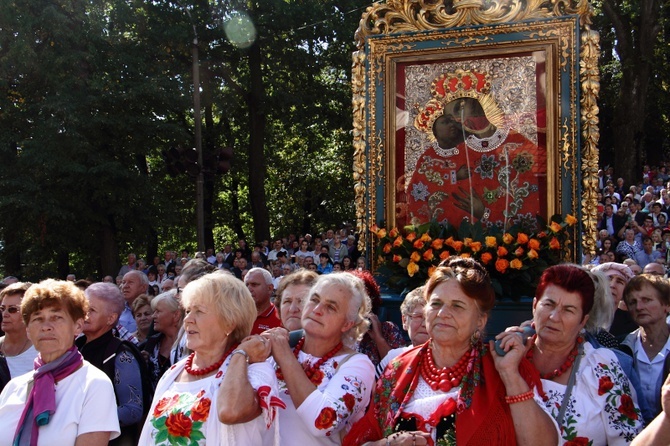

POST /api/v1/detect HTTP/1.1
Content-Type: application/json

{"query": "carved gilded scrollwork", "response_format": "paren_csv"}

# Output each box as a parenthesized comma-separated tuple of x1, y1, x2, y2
(352, 51, 368, 253)
(580, 27, 600, 257)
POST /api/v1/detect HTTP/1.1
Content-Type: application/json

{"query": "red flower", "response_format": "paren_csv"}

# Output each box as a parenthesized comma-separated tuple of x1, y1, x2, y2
(343, 393, 356, 411)
(165, 412, 193, 438)
(549, 237, 561, 250)
(383, 243, 392, 254)
(618, 394, 638, 420)
(480, 252, 493, 265)
(564, 438, 590, 446)
(413, 239, 424, 250)
(315, 407, 337, 430)
(310, 368, 325, 385)
(190, 397, 211, 422)
(598, 376, 614, 395)
(153, 394, 179, 418)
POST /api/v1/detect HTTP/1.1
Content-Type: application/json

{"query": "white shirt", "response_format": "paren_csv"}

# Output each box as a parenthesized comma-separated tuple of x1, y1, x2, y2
(5, 345, 37, 378)
(0, 361, 120, 446)
(633, 333, 670, 414)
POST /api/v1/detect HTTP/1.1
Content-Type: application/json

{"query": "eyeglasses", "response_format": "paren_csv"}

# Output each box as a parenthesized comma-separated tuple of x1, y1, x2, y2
(0, 305, 20, 314)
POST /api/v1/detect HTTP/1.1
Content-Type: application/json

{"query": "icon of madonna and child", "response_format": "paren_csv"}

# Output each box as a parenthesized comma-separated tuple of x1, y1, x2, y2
(396, 66, 547, 232)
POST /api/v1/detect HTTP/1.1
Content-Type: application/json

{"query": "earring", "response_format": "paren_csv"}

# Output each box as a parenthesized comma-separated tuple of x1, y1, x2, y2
(470, 330, 481, 346)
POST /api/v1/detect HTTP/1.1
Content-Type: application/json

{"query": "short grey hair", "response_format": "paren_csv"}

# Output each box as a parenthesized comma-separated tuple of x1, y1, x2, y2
(245, 267, 273, 286)
(85, 282, 125, 321)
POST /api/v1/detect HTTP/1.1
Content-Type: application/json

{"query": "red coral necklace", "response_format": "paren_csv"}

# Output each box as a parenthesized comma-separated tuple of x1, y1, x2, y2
(526, 335, 584, 380)
(421, 345, 472, 392)
(276, 337, 343, 385)
(185, 344, 238, 376)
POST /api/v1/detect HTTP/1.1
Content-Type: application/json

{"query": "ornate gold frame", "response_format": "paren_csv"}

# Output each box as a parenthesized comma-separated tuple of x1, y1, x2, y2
(353, 0, 600, 263)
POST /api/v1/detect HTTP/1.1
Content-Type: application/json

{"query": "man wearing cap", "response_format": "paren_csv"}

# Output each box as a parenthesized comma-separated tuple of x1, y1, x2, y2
(593, 262, 638, 339)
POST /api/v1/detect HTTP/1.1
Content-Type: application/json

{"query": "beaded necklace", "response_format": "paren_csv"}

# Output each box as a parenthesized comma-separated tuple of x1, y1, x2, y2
(420, 345, 472, 392)
(184, 344, 238, 376)
(526, 335, 584, 380)
(275, 337, 343, 385)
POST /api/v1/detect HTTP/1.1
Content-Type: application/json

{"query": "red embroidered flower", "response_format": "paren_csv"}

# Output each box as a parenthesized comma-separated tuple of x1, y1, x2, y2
(165, 412, 193, 437)
(215, 371, 223, 378)
(153, 394, 179, 418)
(190, 397, 211, 422)
(598, 376, 614, 395)
(564, 437, 590, 446)
(618, 394, 638, 420)
(310, 368, 325, 385)
(315, 407, 337, 430)
(343, 393, 356, 411)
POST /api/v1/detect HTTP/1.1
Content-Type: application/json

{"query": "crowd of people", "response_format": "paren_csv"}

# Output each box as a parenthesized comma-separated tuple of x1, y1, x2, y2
(2, 184, 670, 444)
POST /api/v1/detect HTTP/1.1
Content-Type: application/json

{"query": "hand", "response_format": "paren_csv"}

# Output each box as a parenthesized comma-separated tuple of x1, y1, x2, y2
(490, 330, 532, 375)
(455, 165, 471, 181)
(368, 313, 383, 337)
(238, 335, 271, 364)
(384, 431, 430, 446)
(452, 187, 485, 220)
(261, 327, 292, 360)
(662, 373, 670, 418)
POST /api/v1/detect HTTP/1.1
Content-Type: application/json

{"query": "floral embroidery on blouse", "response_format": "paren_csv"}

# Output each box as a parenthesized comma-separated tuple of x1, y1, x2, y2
(149, 389, 210, 445)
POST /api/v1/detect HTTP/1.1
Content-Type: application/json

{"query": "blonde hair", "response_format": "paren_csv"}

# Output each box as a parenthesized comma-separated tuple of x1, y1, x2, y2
(181, 270, 256, 344)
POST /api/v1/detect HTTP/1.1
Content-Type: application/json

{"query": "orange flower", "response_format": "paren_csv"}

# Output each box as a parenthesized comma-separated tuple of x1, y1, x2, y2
(464, 237, 473, 246)
(445, 236, 455, 247)
(516, 233, 529, 245)
(393, 235, 404, 247)
(497, 246, 508, 257)
(565, 214, 578, 226)
(410, 251, 421, 263)
(528, 238, 540, 250)
(190, 397, 211, 422)
(383, 243, 391, 254)
(439, 250, 451, 260)
(413, 239, 424, 250)
(549, 237, 561, 250)
(510, 259, 523, 269)
(537, 231, 547, 238)
(377, 228, 387, 238)
(485, 236, 497, 248)
(495, 258, 509, 273)
(420, 233, 432, 243)
(406, 232, 417, 242)
(392, 254, 402, 263)
(460, 253, 471, 258)
(452, 241, 464, 252)
(423, 249, 434, 261)
(514, 247, 524, 257)
(431, 238, 444, 250)
(389, 227, 399, 238)
(480, 252, 493, 264)
(549, 221, 562, 233)
(502, 233, 514, 245)
(428, 266, 437, 277)
(407, 261, 419, 277)
(527, 248, 539, 259)
(370, 224, 379, 233)
(470, 241, 482, 253)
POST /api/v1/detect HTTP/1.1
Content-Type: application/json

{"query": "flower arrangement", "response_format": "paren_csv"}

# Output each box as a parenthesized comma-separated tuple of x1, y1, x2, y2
(371, 214, 578, 299)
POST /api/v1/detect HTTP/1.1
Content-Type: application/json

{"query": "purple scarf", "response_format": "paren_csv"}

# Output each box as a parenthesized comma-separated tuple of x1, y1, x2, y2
(13, 346, 83, 446)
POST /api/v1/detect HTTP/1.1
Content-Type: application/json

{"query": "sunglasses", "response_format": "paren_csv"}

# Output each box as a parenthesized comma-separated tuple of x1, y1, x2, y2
(0, 305, 20, 314)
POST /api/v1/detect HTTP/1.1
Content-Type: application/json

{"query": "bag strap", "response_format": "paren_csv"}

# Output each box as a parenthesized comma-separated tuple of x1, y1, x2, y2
(556, 340, 584, 427)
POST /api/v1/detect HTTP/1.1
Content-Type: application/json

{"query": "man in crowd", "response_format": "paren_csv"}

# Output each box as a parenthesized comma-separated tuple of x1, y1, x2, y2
(118, 253, 137, 277)
(245, 268, 281, 335)
(119, 270, 148, 334)
(635, 237, 663, 269)
(267, 239, 287, 262)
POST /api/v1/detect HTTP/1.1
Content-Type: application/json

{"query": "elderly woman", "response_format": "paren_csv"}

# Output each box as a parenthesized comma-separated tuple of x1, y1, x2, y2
(140, 271, 281, 445)
(620, 274, 670, 420)
(0, 282, 37, 382)
(375, 286, 429, 378)
(0, 279, 119, 446)
(141, 290, 183, 388)
(76, 282, 147, 445)
(132, 294, 152, 344)
(262, 273, 375, 444)
(346, 257, 556, 446)
(276, 269, 319, 332)
(501, 264, 644, 444)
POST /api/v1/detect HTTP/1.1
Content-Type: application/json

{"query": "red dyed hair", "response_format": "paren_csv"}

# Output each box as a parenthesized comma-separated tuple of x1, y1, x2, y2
(535, 264, 595, 317)
(346, 269, 382, 314)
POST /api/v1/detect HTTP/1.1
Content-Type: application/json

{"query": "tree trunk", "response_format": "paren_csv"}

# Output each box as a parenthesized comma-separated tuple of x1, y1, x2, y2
(100, 217, 119, 278)
(247, 40, 271, 242)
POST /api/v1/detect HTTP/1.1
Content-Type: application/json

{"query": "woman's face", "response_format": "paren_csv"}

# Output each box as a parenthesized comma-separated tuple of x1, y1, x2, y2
(403, 303, 429, 346)
(0, 294, 23, 335)
(425, 280, 486, 348)
(183, 298, 230, 353)
(27, 305, 83, 363)
(301, 283, 354, 342)
(357, 258, 366, 269)
(533, 284, 588, 348)
(342, 257, 351, 268)
(134, 304, 153, 333)
(603, 239, 611, 250)
(280, 284, 311, 332)
(153, 301, 179, 334)
(83, 296, 114, 339)
(627, 284, 670, 329)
